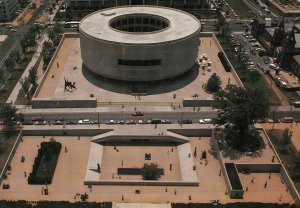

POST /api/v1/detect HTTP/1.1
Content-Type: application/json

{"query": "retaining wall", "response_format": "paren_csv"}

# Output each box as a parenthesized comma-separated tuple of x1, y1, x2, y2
(236, 163, 281, 173)
(22, 129, 112, 136)
(84, 180, 199, 186)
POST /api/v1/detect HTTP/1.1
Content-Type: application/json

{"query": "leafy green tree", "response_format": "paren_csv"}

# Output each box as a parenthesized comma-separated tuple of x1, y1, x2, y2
(249, 70, 261, 83)
(205, 73, 222, 93)
(0, 102, 23, 131)
(11, 50, 22, 66)
(19, 77, 30, 99)
(281, 128, 292, 152)
(213, 85, 270, 151)
(20, 39, 28, 53)
(28, 67, 38, 86)
(141, 163, 159, 180)
(53, 23, 62, 34)
(4, 57, 15, 75)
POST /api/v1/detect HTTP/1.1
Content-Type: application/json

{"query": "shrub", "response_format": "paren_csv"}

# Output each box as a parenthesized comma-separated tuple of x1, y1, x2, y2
(28, 141, 61, 184)
(218, 52, 231, 72)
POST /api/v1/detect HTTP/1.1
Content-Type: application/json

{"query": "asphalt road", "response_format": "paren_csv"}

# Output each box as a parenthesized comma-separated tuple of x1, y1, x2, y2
(23, 111, 219, 123)
(20, 107, 300, 124)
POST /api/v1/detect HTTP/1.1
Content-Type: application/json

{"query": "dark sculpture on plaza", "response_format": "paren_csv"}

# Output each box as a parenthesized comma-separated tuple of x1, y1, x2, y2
(64, 77, 77, 91)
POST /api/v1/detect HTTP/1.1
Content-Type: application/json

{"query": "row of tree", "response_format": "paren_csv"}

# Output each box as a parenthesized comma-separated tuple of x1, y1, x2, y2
(42, 23, 62, 70)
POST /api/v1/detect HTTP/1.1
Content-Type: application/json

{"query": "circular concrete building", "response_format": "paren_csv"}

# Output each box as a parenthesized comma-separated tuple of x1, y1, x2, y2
(79, 6, 201, 81)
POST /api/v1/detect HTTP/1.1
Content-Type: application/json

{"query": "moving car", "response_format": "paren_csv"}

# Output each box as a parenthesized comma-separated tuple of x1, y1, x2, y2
(131, 111, 144, 116)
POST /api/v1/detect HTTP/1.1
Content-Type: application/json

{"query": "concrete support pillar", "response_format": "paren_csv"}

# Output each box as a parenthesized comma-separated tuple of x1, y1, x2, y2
(197, 0, 200, 6)
(170, 0, 172, 5)
(88, 0, 91, 7)
(184, 0, 186, 5)
(129, 0, 131, 5)
(75, 1, 77, 7)
(116, 0, 118, 6)
(157, 0, 158, 5)
(102, 0, 104, 6)
(143, 0, 145, 4)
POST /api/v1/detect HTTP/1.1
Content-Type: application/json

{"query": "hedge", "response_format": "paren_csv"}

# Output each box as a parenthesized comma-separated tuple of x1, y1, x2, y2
(0, 201, 112, 208)
(218, 52, 231, 72)
(28, 141, 61, 184)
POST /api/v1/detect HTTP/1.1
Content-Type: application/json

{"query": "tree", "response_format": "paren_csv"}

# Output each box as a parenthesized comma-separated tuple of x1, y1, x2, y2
(205, 73, 222, 93)
(53, 23, 62, 34)
(28, 67, 38, 86)
(0, 102, 23, 131)
(141, 163, 159, 180)
(281, 128, 292, 153)
(4, 57, 15, 76)
(19, 77, 30, 99)
(20, 39, 28, 53)
(213, 85, 270, 151)
(11, 50, 22, 66)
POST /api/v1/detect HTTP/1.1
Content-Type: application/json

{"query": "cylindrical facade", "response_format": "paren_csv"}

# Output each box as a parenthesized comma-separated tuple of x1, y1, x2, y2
(79, 6, 201, 81)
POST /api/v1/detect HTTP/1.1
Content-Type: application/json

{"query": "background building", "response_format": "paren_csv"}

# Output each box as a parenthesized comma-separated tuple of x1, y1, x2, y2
(0, 0, 18, 20)
(65, 0, 211, 9)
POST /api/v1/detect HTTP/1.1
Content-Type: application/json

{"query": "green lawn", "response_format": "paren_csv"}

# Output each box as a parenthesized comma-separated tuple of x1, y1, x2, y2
(266, 129, 300, 191)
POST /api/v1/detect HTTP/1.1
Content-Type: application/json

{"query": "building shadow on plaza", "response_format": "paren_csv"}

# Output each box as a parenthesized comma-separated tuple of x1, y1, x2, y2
(82, 64, 199, 95)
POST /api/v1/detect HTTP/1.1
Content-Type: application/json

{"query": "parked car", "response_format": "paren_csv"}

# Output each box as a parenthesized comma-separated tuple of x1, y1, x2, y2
(35, 120, 47, 125)
(161, 119, 172, 124)
(199, 119, 212, 124)
(106, 120, 116, 124)
(256, 63, 263, 69)
(178, 119, 193, 124)
(78, 119, 90, 124)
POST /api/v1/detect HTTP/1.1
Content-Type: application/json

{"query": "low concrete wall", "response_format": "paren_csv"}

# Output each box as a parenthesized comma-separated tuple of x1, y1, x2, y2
(211, 130, 238, 198)
(236, 163, 281, 173)
(84, 180, 199, 186)
(22, 129, 112, 136)
(0, 131, 22, 185)
(31, 99, 97, 109)
(168, 128, 212, 137)
(280, 164, 300, 207)
(182, 97, 212, 107)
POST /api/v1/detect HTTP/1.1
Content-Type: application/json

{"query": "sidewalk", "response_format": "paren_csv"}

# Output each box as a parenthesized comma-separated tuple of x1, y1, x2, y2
(6, 35, 47, 104)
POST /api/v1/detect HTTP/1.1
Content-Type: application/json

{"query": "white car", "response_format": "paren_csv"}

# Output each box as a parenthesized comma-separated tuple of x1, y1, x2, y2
(78, 119, 90, 124)
(106, 120, 116, 124)
(199, 119, 212, 124)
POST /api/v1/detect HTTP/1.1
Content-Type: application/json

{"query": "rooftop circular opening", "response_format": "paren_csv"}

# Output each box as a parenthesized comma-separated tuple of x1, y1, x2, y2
(109, 14, 170, 33)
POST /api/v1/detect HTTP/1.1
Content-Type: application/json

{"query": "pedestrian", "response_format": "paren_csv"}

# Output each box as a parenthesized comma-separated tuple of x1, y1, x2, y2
(65, 146, 67, 153)
(269, 173, 272, 179)
(251, 177, 254, 183)
(24, 171, 27, 177)
(264, 182, 268, 188)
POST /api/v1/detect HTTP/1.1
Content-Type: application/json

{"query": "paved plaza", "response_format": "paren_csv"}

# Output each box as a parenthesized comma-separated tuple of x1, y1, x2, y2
(0, 132, 293, 204)
(35, 36, 239, 104)
(101, 145, 182, 181)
